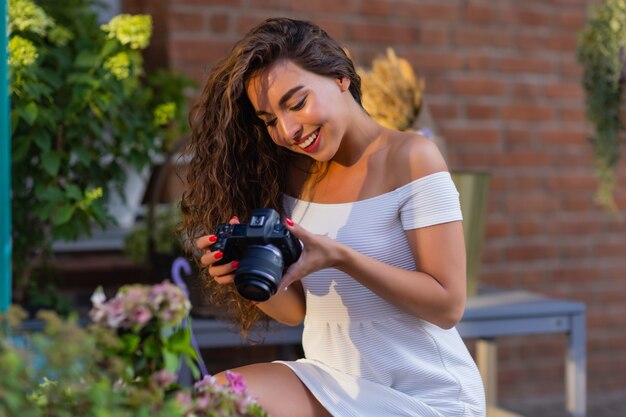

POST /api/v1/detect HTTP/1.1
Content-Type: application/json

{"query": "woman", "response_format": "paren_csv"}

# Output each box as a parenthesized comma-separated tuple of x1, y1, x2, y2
(181, 17, 485, 417)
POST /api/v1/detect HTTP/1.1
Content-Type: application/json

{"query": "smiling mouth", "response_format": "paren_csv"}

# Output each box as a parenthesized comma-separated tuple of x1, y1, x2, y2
(296, 128, 320, 150)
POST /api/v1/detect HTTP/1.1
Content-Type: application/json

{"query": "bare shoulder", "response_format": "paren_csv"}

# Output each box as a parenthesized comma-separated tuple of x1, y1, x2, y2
(386, 130, 449, 187)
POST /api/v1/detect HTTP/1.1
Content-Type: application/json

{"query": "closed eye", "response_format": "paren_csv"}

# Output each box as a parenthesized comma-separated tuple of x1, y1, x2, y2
(289, 97, 307, 111)
(264, 118, 277, 127)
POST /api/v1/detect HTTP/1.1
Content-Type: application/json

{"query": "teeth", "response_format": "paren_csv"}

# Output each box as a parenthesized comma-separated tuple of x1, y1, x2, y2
(298, 130, 318, 149)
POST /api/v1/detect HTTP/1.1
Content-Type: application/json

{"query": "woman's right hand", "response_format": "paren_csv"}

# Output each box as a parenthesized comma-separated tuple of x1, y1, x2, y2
(196, 216, 240, 285)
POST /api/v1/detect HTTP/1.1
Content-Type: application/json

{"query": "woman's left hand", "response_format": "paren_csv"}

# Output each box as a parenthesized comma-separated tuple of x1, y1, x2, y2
(279, 218, 341, 292)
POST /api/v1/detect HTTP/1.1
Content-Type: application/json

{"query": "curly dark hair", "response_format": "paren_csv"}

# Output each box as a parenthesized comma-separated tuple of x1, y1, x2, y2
(180, 17, 362, 333)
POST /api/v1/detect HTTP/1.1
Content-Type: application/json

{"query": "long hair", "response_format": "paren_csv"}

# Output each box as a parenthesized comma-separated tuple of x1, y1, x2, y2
(180, 17, 362, 333)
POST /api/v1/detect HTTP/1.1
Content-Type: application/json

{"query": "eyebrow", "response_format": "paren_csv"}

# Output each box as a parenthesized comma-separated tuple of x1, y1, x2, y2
(255, 85, 304, 116)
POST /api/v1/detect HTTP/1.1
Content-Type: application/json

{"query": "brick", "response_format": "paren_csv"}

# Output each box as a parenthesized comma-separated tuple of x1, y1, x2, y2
(512, 82, 543, 99)
(235, 13, 281, 35)
(467, 103, 499, 119)
(177, 0, 240, 4)
(347, 21, 414, 44)
(169, 38, 234, 63)
(516, 32, 579, 52)
(414, 26, 449, 46)
(505, 194, 559, 213)
(394, 1, 459, 21)
(558, 9, 586, 30)
(544, 82, 584, 99)
(515, 219, 544, 237)
(505, 128, 534, 148)
(485, 219, 511, 238)
(312, 18, 347, 41)
(453, 27, 514, 48)
(359, 0, 391, 16)
(249, 0, 287, 7)
(499, 57, 558, 74)
(440, 126, 502, 145)
(559, 106, 586, 122)
(548, 173, 597, 190)
(595, 240, 626, 258)
(208, 12, 230, 33)
(547, 218, 605, 235)
(500, 104, 556, 122)
(169, 10, 205, 32)
(289, 0, 355, 14)
(452, 151, 499, 168)
(464, 53, 495, 71)
(463, 2, 495, 24)
(450, 77, 506, 96)
(498, 6, 555, 27)
(428, 102, 460, 120)
(505, 242, 558, 262)
(561, 195, 594, 212)
(405, 51, 464, 71)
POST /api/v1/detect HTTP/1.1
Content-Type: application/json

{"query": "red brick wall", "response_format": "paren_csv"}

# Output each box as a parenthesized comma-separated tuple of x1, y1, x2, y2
(124, 0, 626, 402)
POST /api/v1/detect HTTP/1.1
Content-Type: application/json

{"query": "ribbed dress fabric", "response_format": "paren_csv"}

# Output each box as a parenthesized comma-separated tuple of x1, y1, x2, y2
(276, 171, 486, 417)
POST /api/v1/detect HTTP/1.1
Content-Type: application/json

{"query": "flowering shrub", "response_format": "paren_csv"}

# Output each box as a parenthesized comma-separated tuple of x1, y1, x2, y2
(8, 0, 195, 306)
(0, 282, 268, 417)
(89, 281, 197, 385)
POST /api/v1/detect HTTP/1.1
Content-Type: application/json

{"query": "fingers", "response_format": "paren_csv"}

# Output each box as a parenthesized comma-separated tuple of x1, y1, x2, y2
(196, 216, 240, 250)
(199, 248, 222, 267)
(284, 217, 310, 247)
(209, 260, 240, 285)
(197, 234, 218, 251)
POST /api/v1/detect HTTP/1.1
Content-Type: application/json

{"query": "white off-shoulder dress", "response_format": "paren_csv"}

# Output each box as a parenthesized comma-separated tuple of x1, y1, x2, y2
(276, 171, 486, 417)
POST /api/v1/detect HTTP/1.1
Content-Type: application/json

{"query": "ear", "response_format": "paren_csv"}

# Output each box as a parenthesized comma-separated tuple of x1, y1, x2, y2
(336, 77, 350, 92)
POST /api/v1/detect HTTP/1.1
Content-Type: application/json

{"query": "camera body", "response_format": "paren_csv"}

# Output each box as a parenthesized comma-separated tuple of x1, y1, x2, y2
(210, 208, 302, 301)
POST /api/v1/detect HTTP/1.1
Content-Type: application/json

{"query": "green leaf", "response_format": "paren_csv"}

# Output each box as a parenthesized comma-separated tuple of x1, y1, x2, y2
(75, 50, 100, 68)
(10, 111, 20, 135)
(41, 151, 61, 176)
(32, 129, 51, 151)
(74, 147, 92, 165)
(162, 349, 179, 375)
(99, 39, 119, 59)
(121, 333, 141, 354)
(35, 185, 65, 202)
(67, 72, 100, 87)
(23, 102, 38, 126)
(65, 184, 83, 200)
(11, 135, 32, 162)
(53, 204, 76, 226)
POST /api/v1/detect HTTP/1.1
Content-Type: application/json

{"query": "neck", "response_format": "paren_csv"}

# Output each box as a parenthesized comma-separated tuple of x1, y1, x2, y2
(331, 104, 385, 167)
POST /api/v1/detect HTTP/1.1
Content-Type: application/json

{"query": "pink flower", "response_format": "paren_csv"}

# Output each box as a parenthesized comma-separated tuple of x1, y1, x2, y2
(225, 370, 247, 394)
(106, 298, 127, 328)
(194, 374, 217, 390)
(150, 369, 177, 387)
(129, 305, 153, 328)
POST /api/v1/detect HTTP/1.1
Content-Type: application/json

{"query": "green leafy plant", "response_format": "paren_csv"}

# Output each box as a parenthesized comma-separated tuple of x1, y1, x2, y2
(0, 283, 268, 417)
(8, 0, 195, 305)
(577, 0, 626, 214)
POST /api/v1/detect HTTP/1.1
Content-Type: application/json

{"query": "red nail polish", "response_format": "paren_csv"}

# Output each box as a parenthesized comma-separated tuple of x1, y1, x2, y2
(231, 260, 239, 268)
(208, 235, 217, 243)
(214, 251, 223, 260)
(286, 217, 294, 227)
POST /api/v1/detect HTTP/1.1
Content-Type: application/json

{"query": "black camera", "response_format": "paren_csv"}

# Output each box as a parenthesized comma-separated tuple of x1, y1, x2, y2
(210, 208, 302, 302)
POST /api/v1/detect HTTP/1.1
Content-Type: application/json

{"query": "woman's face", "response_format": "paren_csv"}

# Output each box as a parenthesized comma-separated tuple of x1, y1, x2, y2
(245, 59, 351, 161)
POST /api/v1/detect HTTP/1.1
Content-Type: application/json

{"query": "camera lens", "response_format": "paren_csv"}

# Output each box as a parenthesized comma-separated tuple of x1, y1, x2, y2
(234, 245, 284, 301)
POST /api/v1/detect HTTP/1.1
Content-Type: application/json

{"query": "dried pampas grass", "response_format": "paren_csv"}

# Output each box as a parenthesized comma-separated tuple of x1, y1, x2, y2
(357, 48, 425, 131)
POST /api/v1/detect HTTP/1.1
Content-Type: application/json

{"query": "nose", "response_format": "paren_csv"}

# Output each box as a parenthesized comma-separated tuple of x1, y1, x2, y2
(277, 113, 302, 144)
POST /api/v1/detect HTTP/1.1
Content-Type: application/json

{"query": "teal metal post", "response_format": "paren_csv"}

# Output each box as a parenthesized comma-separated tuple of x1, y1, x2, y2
(1, 0, 11, 313)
